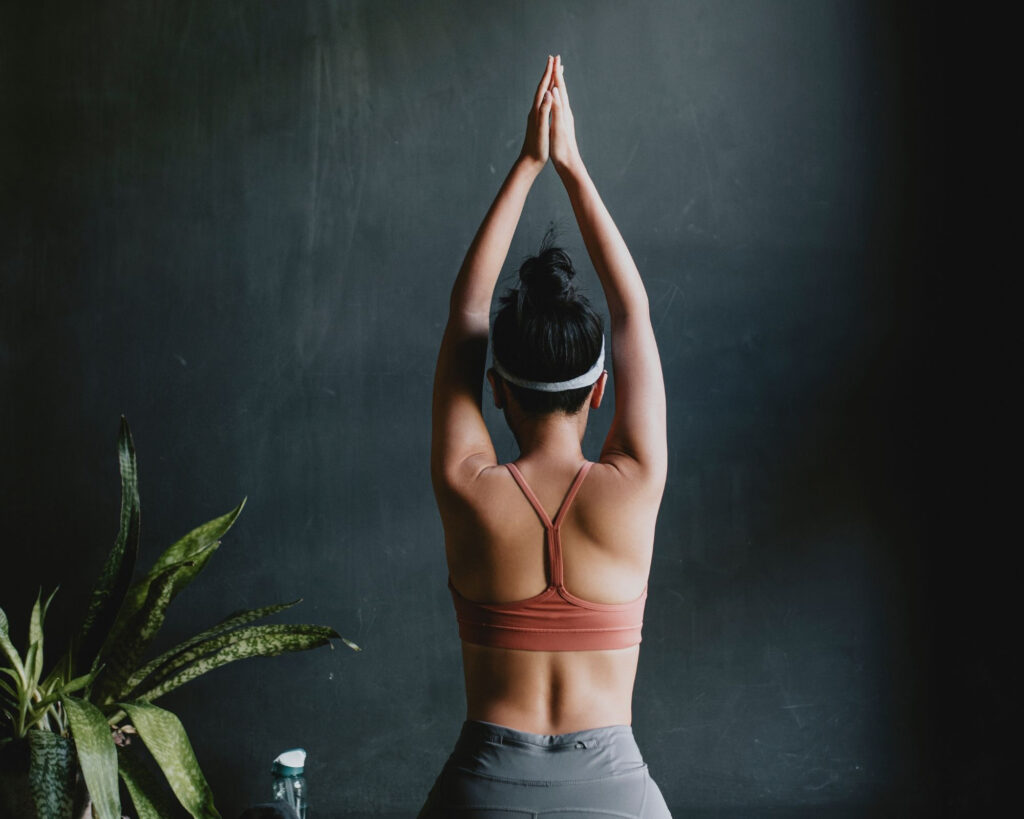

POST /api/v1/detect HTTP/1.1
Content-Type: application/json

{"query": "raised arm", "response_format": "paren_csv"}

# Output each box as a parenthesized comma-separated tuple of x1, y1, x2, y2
(549, 56, 667, 485)
(431, 57, 556, 489)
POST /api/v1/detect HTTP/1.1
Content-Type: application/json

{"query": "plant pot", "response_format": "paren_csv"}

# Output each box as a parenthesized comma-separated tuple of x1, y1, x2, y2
(0, 734, 91, 819)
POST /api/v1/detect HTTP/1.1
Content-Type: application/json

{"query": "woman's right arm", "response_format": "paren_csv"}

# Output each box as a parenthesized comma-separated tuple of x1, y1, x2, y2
(550, 56, 667, 487)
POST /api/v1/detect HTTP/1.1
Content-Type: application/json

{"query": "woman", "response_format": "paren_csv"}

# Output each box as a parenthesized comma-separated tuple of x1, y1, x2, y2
(422, 55, 670, 817)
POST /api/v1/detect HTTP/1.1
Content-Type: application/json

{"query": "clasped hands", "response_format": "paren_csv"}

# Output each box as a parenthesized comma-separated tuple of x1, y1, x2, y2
(520, 55, 582, 176)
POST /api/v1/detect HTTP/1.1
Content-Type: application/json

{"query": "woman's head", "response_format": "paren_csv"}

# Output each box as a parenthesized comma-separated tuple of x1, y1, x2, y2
(491, 235, 605, 415)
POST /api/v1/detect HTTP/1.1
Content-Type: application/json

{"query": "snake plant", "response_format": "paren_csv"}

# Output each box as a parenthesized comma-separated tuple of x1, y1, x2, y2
(0, 416, 359, 818)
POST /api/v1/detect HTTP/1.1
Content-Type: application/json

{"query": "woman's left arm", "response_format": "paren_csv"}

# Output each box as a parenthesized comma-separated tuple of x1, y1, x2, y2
(431, 57, 555, 489)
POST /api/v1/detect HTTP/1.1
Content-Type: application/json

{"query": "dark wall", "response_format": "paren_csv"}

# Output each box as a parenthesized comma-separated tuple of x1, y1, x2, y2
(1, 1, 946, 815)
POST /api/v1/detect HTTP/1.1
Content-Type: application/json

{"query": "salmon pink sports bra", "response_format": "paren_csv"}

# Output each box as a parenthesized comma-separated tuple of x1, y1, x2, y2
(448, 461, 647, 651)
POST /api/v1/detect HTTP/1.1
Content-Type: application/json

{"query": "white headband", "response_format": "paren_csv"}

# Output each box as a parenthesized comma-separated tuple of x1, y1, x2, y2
(493, 337, 605, 392)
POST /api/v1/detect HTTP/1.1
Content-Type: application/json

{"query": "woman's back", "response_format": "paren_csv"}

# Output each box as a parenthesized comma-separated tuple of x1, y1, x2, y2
(440, 456, 661, 734)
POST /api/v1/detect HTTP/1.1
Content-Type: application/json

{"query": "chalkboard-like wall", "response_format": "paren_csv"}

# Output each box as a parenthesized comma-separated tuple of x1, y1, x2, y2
(2, 1, 944, 815)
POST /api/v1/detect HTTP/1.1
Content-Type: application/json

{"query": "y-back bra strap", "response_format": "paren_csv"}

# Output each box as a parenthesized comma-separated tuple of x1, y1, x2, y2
(505, 460, 594, 588)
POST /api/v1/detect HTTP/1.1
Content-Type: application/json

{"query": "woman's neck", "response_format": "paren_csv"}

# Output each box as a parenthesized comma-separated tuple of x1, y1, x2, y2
(511, 412, 588, 462)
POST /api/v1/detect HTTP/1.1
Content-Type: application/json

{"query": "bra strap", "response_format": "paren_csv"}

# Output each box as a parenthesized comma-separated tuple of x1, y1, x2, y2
(506, 462, 554, 528)
(506, 461, 593, 587)
(553, 461, 593, 528)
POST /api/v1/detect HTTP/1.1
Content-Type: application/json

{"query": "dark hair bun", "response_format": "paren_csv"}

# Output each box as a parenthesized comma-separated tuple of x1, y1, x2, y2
(518, 247, 577, 308)
(492, 230, 605, 415)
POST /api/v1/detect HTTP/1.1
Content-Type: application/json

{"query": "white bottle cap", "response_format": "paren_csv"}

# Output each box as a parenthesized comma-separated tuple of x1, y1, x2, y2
(272, 748, 306, 776)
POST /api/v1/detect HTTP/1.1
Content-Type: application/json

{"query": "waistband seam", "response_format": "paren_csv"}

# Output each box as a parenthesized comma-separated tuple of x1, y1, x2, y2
(449, 763, 648, 788)
(458, 720, 637, 750)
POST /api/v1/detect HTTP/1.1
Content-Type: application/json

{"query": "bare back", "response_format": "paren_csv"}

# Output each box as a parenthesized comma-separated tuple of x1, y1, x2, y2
(431, 58, 666, 737)
(440, 457, 662, 734)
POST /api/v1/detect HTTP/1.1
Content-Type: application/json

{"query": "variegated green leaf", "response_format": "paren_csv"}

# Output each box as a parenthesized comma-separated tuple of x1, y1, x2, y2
(61, 668, 100, 697)
(106, 541, 220, 654)
(0, 607, 25, 686)
(28, 730, 77, 819)
(121, 600, 301, 698)
(144, 501, 244, 580)
(138, 626, 338, 702)
(92, 561, 191, 704)
(62, 693, 120, 819)
(28, 692, 61, 714)
(33, 665, 100, 713)
(119, 700, 220, 819)
(0, 666, 22, 682)
(76, 416, 141, 673)
(130, 624, 335, 698)
(24, 641, 42, 690)
(39, 649, 71, 696)
(0, 679, 18, 722)
(41, 586, 59, 621)
(27, 588, 58, 667)
(118, 745, 181, 819)
(108, 500, 245, 648)
(28, 589, 44, 659)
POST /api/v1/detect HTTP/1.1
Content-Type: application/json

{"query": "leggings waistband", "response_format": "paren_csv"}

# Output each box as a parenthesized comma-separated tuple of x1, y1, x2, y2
(458, 719, 635, 748)
(450, 719, 647, 782)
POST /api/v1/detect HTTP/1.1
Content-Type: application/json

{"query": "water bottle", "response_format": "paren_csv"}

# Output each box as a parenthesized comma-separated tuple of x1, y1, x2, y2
(271, 748, 308, 818)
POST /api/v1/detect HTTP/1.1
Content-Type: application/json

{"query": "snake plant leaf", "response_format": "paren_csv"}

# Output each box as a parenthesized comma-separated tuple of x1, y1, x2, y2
(76, 416, 141, 673)
(92, 560, 194, 705)
(34, 663, 102, 713)
(61, 667, 101, 697)
(121, 599, 301, 698)
(128, 623, 337, 698)
(106, 543, 219, 655)
(108, 499, 246, 648)
(118, 744, 182, 819)
(119, 700, 220, 819)
(0, 677, 18, 720)
(28, 589, 43, 658)
(61, 693, 120, 819)
(41, 586, 59, 620)
(28, 730, 77, 819)
(28, 691, 62, 714)
(138, 625, 339, 702)
(0, 667, 22, 696)
(24, 641, 42, 691)
(28, 587, 59, 659)
(0, 606, 25, 686)
(39, 649, 71, 696)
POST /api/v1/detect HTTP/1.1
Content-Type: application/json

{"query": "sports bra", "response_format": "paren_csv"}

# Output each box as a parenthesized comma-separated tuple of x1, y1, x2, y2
(448, 461, 647, 651)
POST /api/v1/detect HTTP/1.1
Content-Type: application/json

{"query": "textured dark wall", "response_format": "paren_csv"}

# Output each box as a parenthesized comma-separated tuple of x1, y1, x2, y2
(1, 1, 946, 815)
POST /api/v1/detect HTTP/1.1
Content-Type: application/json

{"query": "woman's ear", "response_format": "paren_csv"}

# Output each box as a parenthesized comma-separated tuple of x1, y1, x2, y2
(486, 368, 505, 409)
(590, 371, 608, 409)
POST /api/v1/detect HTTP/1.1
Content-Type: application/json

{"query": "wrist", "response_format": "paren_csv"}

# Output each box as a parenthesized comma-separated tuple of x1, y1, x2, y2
(515, 154, 546, 179)
(555, 155, 587, 185)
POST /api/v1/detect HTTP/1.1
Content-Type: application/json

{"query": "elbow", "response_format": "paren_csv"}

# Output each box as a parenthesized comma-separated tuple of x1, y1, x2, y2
(609, 294, 651, 326)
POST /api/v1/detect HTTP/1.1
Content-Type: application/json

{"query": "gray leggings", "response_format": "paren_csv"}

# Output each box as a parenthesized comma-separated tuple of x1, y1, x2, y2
(417, 720, 672, 818)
